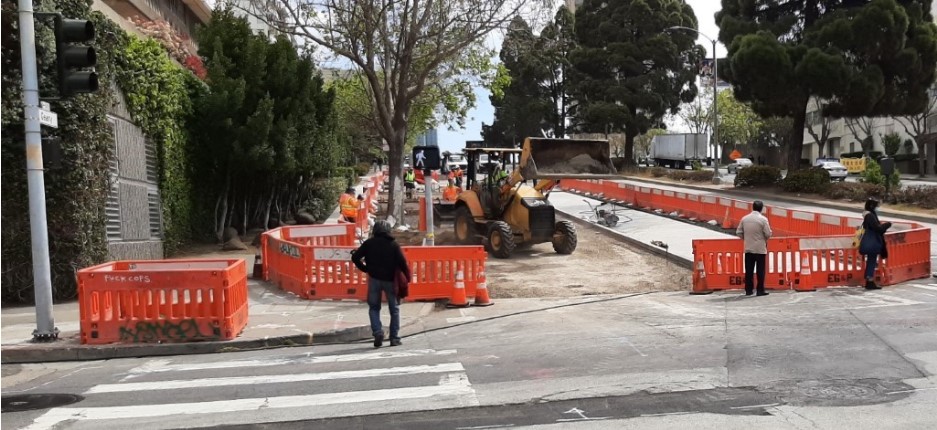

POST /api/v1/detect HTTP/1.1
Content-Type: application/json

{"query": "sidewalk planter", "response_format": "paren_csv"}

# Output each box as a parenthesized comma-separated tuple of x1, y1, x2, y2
(77, 259, 249, 345)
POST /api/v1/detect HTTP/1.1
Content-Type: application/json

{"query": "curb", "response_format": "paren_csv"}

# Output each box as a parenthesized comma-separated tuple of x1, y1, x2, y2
(556, 211, 693, 270)
(0, 332, 315, 365)
(0, 303, 437, 364)
(620, 176, 935, 225)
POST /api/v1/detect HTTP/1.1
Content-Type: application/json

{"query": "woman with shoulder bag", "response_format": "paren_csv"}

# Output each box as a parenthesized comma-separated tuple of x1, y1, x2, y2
(858, 198, 892, 290)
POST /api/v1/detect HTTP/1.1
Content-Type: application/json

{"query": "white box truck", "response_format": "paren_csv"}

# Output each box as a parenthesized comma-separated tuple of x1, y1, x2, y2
(650, 133, 708, 169)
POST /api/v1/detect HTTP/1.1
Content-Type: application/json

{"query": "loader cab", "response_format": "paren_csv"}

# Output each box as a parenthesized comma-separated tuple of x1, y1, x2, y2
(463, 147, 522, 218)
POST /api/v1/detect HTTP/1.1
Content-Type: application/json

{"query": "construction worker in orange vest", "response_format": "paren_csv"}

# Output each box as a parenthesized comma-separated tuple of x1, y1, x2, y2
(339, 187, 358, 222)
(442, 179, 461, 202)
(448, 166, 464, 188)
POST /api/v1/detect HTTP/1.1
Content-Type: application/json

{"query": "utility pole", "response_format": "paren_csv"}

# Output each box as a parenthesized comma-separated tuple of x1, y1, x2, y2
(18, 0, 58, 341)
(666, 26, 721, 183)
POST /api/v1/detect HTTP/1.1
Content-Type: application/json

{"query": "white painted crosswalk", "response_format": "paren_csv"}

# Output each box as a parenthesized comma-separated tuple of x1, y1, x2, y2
(23, 348, 478, 430)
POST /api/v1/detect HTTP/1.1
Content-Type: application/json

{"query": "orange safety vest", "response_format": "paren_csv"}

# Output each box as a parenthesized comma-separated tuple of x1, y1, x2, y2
(340, 193, 357, 218)
(443, 186, 460, 202)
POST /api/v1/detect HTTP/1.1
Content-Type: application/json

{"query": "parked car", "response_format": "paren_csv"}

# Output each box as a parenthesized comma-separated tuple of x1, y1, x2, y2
(726, 158, 753, 174)
(817, 161, 848, 182)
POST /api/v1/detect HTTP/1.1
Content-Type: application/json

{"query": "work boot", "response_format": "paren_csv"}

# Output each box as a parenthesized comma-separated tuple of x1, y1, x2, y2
(373, 334, 384, 348)
(756, 292, 769, 297)
(865, 280, 881, 290)
(390, 338, 402, 347)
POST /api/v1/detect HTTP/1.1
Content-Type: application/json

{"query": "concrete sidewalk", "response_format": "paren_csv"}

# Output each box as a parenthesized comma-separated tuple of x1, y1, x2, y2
(1, 277, 434, 364)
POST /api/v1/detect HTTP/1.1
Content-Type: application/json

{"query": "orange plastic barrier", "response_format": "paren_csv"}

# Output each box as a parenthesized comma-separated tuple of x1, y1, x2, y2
(77, 259, 249, 344)
(561, 178, 931, 292)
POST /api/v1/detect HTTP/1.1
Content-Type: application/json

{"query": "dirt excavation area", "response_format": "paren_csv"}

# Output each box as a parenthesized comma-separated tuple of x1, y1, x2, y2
(391, 195, 690, 298)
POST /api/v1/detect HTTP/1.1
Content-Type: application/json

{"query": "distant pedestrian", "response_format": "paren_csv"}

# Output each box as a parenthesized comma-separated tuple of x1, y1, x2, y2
(736, 200, 772, 296)
(351, 220, 411, 348)
(858, 198, 891, 290)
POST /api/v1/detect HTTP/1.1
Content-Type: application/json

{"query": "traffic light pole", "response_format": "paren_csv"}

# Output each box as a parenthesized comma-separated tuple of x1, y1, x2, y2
(18, 0, 59, 340)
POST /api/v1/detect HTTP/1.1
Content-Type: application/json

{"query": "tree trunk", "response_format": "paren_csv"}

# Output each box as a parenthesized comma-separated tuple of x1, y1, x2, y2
(263, 184, 275, 230)
(788, 105, 808, 172)
(919, 138, 928, 177)
(623, 133, 636, 167)
(385, 126, 408, 225)
(216, 173, 231, 243)
(213, 194, 223, 242)
(242, 197, 248, 235)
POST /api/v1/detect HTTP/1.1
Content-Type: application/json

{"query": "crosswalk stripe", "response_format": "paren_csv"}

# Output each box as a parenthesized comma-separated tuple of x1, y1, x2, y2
(91, 362, 465, 393)
(123, 349, 457, 379)
(27, 373, 475, 430)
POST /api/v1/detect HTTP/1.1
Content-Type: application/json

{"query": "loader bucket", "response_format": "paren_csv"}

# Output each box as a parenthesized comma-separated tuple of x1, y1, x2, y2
(520, 138, 619, 179)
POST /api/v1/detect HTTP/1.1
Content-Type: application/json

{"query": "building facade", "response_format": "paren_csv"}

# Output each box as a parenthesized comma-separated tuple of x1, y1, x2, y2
(416, 129, 439, 147)
(92, 0, 211, 259)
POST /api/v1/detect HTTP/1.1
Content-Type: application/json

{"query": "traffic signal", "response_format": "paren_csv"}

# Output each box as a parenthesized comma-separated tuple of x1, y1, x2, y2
(54, 17, 98, 97)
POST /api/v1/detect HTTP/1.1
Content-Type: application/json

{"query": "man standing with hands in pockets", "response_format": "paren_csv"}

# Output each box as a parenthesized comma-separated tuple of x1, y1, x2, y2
(737, 201, 772, 297)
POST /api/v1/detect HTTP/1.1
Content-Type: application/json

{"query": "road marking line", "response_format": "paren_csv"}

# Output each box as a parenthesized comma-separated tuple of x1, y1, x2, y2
(123, 349, 457, 379)
(93, 363, 465, 394)
(447, 316, 477, 323)
(27, 372, 475, 430)
(910, 284, 937, 292)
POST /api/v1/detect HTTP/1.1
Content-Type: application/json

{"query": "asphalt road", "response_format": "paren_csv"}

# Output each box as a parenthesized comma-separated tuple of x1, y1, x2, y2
(3, 277, 937, 429)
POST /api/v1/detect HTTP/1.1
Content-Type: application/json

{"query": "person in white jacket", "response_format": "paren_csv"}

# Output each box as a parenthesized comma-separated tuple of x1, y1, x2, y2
(736, 201, 773, 296)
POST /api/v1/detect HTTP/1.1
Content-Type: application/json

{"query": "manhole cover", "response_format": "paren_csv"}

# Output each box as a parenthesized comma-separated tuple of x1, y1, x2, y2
(1, 394, 83, 413)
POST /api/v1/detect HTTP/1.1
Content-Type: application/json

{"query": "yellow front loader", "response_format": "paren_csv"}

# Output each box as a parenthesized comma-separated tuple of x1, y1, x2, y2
(452, 138, 618, 258)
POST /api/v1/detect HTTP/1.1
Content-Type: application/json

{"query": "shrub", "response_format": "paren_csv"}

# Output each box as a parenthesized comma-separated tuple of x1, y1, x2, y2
(825, 182, 885, 202)
(734, 166, 782, 188)
(859, 158, 900, 189)
(353, 162, 371, 177)
(691, 159, 703, 171)
(892, 186, 937, 209)
(669, 170, 713, 182)
(882, 132, 902, 156)
(781, 167, 831, 194)
(649, 167, 668, 177)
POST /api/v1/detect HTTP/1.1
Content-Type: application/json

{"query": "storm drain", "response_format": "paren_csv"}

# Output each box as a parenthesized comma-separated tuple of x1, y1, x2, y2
(1, 394, 83, 413)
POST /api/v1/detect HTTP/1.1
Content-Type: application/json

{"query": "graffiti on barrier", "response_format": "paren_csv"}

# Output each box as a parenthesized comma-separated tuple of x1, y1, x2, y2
(279, 242, 301, 258)
(103, 274, 151, 283)
(118, 319, 218, 343)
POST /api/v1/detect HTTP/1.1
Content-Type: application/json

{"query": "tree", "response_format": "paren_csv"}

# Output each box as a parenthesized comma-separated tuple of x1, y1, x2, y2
(846, 117, 876, 156)
(537, 6, 577, 138)
(896, 86, 937, 175)
(571, 0, 705, 166)
(678, 86, 713, 136)
(256, 0, 538, 222)
(634, 128, 668, 160)
(483, 16, 549, 147)
(717, 0, 937, 171)
(717, 89, 762, 161)
(804, 98, 834, 158)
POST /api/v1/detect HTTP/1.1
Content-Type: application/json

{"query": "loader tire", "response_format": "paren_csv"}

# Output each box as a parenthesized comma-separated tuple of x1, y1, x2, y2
(552, 221, 577, 255)
(486, 221, 515, 259)
(454, 206, 477, 244)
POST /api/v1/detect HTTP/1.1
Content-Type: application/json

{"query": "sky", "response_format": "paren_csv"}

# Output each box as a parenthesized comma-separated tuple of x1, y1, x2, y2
(435, 0, 724, 153)
(206, 0, 724, 153)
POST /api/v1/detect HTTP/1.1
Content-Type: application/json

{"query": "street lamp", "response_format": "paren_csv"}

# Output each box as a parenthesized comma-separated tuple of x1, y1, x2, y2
(666, 26, 721, 184)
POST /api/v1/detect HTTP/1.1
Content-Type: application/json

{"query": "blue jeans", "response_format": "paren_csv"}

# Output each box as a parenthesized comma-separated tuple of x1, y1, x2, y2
(367, 278, 399, 339)
(864, 254, 879, 281)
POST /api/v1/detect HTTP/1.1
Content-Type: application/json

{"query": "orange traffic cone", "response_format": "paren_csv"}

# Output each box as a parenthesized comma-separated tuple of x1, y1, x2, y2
(690, 259, 712, 295)
(447, 270, 470, 308)
(473, 272, 494, 306)
(721, 207, 732, 229)
(796, 254, 815, 292)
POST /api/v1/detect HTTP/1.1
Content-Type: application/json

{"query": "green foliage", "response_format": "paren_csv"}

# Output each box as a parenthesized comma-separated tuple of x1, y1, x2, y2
(2, 0, 122, 303)
(825, 182, 886, 202)
(670, 170, 716, 182)
(691, 160, 704, 171)
(634, 128, 668, 159)
(860, 158, 901, 188)
(571, 0, 704, 164)
(781, 168, 832, 194)
(116, 36, 194, 253)
(303, 178, 348, 222)
(193, 8, 345, 236)
(717, 0, 937, 170)
(717, 89, 763, 154)
(882, 132, 902, 156)
(734, 166, 782, 188)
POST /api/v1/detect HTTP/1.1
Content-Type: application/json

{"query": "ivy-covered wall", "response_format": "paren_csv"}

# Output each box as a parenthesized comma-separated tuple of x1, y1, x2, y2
(1, 0, 199, 303)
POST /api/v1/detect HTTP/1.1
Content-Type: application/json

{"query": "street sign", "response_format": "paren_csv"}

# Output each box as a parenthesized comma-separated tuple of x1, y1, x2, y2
(412, 145, 440, 170)
(40, 101, 50, 111)
(39, 109, 58, 128)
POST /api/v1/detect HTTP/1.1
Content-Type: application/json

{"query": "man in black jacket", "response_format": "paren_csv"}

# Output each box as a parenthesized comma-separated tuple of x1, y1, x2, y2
(351, 220, 411, 347)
